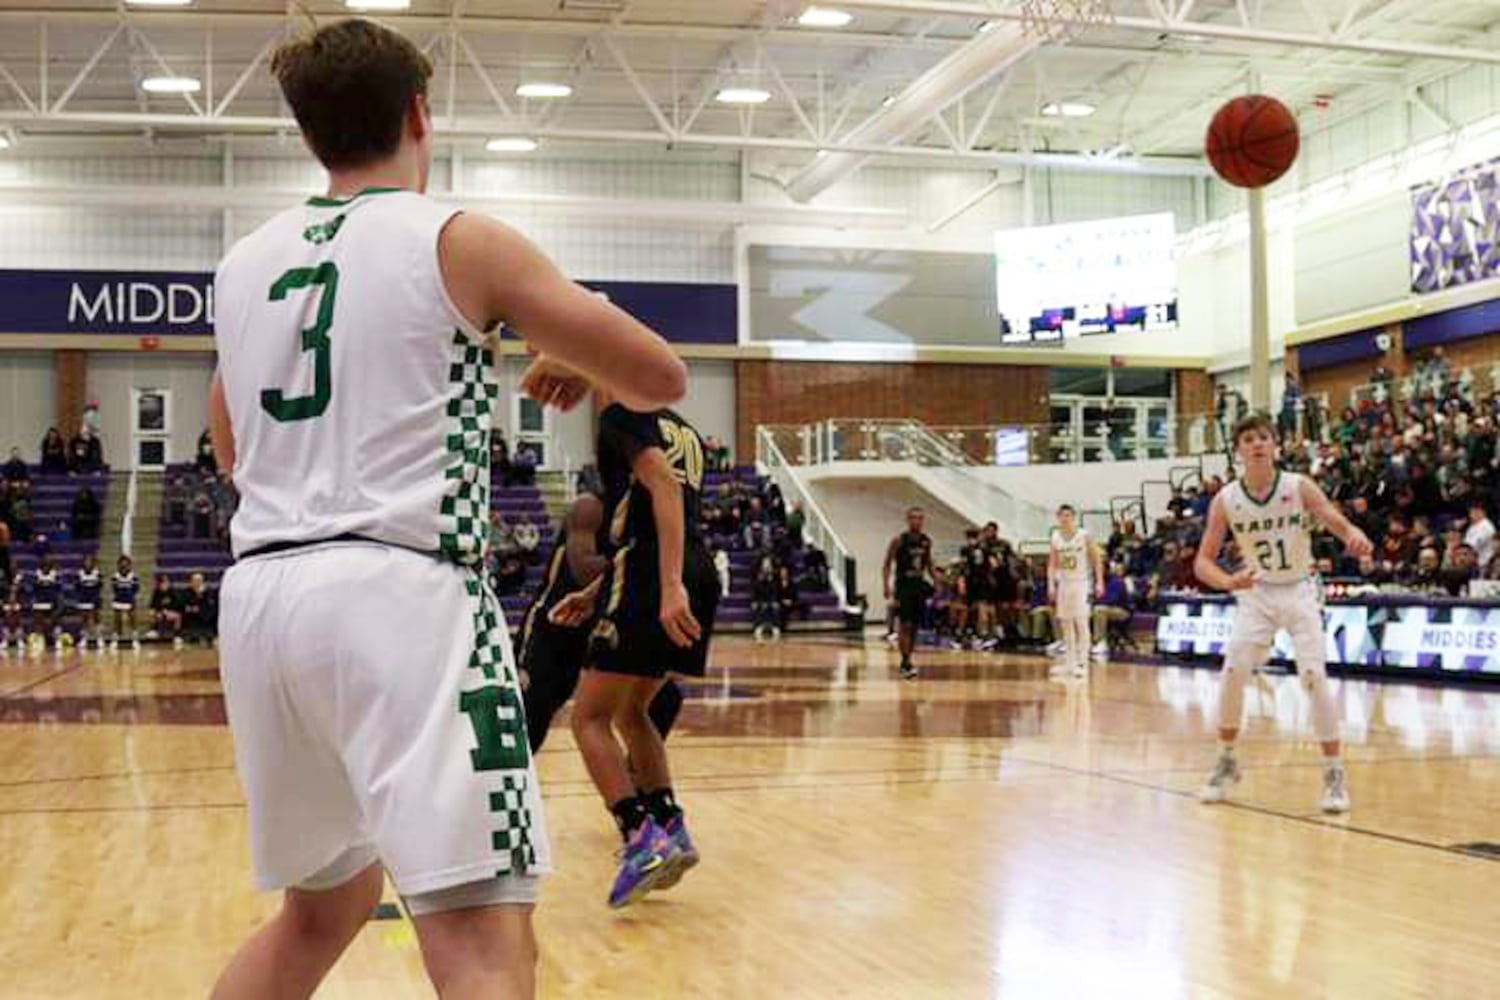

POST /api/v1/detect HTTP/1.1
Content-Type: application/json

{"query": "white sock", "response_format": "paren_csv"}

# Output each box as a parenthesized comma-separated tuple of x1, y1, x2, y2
(1217, 739, 1236, 758)
(1323, 754, 1343, 771)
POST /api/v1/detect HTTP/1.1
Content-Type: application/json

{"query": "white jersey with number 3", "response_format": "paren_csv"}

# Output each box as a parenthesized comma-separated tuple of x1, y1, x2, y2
(214, 188, 495, 565)
(1221, 470, 1315, 585)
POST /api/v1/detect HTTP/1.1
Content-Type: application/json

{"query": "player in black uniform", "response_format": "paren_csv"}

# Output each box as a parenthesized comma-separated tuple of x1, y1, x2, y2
(517, 493, 683, 753)
(883, 506, 935, 679)
(548, 395, 719, 908)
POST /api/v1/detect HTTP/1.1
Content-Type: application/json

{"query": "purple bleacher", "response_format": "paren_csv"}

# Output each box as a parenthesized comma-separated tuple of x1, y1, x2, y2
(6, 467, 110, 571)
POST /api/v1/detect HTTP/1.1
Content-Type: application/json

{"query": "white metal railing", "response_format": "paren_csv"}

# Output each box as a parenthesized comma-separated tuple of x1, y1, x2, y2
(120, 467, 138, 558)
(755, 426, 860, 613)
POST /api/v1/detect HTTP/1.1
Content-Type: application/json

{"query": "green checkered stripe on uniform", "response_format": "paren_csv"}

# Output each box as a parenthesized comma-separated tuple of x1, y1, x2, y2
(438, 332, 499, 566)
(489, 774, 538, 874)
(466, 574, 537, 873)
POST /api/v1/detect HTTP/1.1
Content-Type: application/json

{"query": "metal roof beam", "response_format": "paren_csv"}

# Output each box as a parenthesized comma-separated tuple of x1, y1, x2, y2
(833, 0, 1500, 63)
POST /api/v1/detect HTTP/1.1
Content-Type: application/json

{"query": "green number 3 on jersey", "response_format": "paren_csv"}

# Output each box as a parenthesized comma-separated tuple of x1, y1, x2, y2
(261, 262, 339, 422)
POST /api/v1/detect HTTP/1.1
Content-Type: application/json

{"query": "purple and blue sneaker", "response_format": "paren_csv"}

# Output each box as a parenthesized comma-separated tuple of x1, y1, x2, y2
(655, 814, 700, 891)
(607, 816, 674, 909)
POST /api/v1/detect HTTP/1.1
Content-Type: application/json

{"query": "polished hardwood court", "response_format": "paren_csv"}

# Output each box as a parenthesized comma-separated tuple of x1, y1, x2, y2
(1, 635, 1497, 999)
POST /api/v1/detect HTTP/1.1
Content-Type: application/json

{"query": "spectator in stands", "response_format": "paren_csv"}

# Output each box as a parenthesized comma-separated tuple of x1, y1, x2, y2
(494, 553, 527, 596)
(68, 426, 103, 474)
(510, 443, 538, 486)
(1441, 544, 1479, 597)
(180, 573, 219, 644)
(40, 428, 67, 474)
(196, 429, 218, 475)
(786, 501, 806, 548)
(1465, 502, 1496, 567)
(703, 436, 731, 473)
(513, 518, 542, 564)
(191, 485, 214, 539)
(70, 486, 101, 541)
(800, 545, 830, 592)
(3, 448, 26, 483)
(575, 463, 603, 498)
(211, 472, 239, 540)
(81, 401, 101, 439)
(742, 497, 770, 551)
(1092, 562, 1133, 655)
(713, 547, 731, 600)
(150, 574, 183, 643)
(1280, 372, 1302, 439)
(488, 511, 516, 559)
(491, 432, 511, 485)
(165, 475, 190, 528)
(776, 563, 801, 632)
(751, 554, 779, 641)
(2, 574, 23, 648)
(6, 481, 32, 543)
(0, 518, 9, 588)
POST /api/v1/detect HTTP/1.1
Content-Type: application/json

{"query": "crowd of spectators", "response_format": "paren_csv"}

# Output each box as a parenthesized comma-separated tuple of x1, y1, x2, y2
(1129, 349, 1500, 600)
(164, 431, 240, 543)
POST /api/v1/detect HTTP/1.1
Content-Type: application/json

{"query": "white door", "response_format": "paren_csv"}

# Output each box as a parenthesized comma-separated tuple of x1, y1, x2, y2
(131, 388, 172, 471)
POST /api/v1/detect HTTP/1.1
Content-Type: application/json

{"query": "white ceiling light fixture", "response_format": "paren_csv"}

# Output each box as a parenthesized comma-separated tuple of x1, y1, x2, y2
(881, 95, 897, 108)
(1042, 102, 1096, 118)
(798, 7, 853, 27)
(715, 87, 771, 105)
(516, 82, 573, 99)
(141, 75, 202, 95)
(0, 135, 11, 151)
(345, 0, 411, 10)
(125, 0, 195, 7)
(486, 137, 539, 153)
(978, 20, 998, 33)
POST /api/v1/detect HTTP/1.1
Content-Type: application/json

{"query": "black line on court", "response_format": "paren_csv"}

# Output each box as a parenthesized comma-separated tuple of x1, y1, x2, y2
(998, 751, 1499, 864)
(0, 661, 88, 700)
(0, 764, 237, 790)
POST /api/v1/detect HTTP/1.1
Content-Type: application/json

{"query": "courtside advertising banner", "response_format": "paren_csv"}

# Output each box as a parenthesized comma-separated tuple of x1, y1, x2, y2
(1157, 601, 1383, 667)
(1380, 605, 1500, 673)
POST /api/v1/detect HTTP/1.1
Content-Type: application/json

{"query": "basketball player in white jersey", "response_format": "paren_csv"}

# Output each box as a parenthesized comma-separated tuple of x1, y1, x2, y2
(1048, 504, 1103, 678)
(208, 20, 685, 1000)
(1194, 413, 1371, 814)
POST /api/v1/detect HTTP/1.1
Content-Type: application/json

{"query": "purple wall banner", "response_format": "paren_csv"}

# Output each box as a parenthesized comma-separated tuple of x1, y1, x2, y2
(0, 269, 735, 345)
(1297, 326, 1384, 372)
(1403, 297, 1500, 349)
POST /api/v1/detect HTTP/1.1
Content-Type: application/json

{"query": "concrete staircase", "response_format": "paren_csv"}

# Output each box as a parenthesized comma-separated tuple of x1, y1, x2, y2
(534, 470, 570, 522)
(101, 471, 163, 582)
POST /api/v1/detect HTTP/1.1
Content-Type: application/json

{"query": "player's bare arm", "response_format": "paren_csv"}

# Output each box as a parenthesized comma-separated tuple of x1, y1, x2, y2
(1299, 477, 1373, 558)
(633, 446, 702, 649)
(564, 503, 609, 586)
(439, 213, 686, 411)
(1090, 539, 1105, 599)
(1195, 494, 1257, 592)
(883, 539, 899, 599)
(207, 369, 236, 476)
(1046, 545, 1059, 602)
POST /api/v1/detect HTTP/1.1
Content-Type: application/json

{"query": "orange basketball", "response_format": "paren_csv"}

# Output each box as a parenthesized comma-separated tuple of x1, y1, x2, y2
(1205, 95, 1300, 189)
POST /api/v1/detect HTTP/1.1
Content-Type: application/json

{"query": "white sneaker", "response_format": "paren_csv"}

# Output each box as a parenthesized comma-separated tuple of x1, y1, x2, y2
(1091, 641, 1108, 659)
(172, 637, 185, 650)
(1320, 766, 1351, 814)
(1199, 753, 1241, 803)
(1046, 640, 1065, 656)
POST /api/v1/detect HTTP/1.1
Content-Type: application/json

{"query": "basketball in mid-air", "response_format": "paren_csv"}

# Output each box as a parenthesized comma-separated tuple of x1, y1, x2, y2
(1205, 95, 1301, 189)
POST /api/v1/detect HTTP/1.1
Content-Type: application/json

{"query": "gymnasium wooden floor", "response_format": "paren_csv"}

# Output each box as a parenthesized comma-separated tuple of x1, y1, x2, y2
(0, 635, 1497, 999)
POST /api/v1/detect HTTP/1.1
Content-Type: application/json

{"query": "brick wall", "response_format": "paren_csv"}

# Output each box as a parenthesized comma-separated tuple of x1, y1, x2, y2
(734, 360, 1050, 460)
(54, 350, 86, 438)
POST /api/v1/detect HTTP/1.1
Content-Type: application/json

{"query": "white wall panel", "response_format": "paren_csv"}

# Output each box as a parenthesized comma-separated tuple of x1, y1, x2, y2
(87, 353, 214, 469)
(1294, 190, 1409, 324)
(0, 352, 56, 460)
(0, 207, 221, 270)
(1034, 170, 1199, 230)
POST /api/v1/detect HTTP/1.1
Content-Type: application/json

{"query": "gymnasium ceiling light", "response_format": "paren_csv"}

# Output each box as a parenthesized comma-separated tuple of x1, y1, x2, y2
(716, 87, 772, 105)
(0, 136, 10, 151)
(515, 82, 573, 99)
(798, 7, 854, 27)
(486, 137, 539, 152)
(345, 0, 411, 9)
(141, 76, 202, 95)
(1042, 102, 1095, 117)
(125, 0, 194, 7)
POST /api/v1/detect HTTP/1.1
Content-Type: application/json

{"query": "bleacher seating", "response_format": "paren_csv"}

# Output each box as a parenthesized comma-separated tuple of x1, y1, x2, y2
(150, 462, 843, 633)
(7, 467, 109, 579)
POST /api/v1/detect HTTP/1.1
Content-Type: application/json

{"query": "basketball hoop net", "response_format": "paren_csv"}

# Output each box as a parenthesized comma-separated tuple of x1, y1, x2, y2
(1016, 0, 1116, 43)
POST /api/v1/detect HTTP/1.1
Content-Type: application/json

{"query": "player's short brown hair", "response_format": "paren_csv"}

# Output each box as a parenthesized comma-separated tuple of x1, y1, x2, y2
(271, 19, 432, 170)
(1231, 411, 1277, 446)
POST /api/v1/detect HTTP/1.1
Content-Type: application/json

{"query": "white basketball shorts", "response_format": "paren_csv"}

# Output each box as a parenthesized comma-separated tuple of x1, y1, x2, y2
(219, 540, 551, 895)
(1229, 577, 1324, 654)
(1055, 581, 1091, 622)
